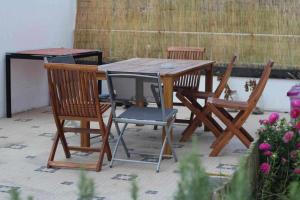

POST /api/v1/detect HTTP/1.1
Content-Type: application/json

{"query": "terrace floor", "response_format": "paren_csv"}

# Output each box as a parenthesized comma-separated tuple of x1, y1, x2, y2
(0, 106, 288, 200)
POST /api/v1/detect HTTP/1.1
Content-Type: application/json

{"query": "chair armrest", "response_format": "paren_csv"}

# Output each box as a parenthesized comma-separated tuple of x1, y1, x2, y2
(207, 97, 249, 110)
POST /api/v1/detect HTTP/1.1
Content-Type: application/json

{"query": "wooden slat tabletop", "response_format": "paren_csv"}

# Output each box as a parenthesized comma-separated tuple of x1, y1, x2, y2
(16, 48, 97, 56)
(98, 58, 214, 77)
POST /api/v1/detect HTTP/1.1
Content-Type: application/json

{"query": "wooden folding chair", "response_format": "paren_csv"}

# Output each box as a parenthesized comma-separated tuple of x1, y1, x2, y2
(169, 46, 205, 113)
(44, 63, 112, 171)
(177, 55, 237, 142)
(206, 60, 274, 156)
(153, 47, 205, 130)
(178, 60, 274, 156)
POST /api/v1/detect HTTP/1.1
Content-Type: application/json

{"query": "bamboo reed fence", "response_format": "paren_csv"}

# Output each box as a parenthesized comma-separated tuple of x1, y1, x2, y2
(74, 0, 300, 69)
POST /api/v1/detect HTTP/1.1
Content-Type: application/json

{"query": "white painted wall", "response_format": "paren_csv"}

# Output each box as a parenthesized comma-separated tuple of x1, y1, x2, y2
(172, 76, 300, 113)
(0, 0, 77, 117)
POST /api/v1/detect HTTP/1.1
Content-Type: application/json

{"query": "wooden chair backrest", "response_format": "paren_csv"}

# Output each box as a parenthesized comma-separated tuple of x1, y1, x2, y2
(168, 47, 205, 90)
(247, 60, 274, 105)
(44, 63, 101, 119)
(167, 47, 205, 60)
(213, 55, 237, 98)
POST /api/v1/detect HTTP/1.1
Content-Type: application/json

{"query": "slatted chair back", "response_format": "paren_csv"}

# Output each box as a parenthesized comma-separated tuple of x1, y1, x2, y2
(213, 55, 237, 98)
(247, 61, 274, 106)
(167, 47, 205, 90)
(45, 63, 103, 119)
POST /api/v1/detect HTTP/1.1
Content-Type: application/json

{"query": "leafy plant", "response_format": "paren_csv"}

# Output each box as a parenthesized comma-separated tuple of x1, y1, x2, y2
(9, 188, 33, 200)
(224, 159, 251, 200)
(77, 170, 95, 200)
(287, 181, 300, 200)
(9, 189, 21, 200)
(174, 138, 211, 200)
(257, 111, 300, 199)
(130, 178, 139, 200)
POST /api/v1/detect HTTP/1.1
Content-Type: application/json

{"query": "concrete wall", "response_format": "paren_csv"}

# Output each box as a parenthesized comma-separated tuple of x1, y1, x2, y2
(102, 76, 298, 113)
(0, 1, 77, 117)
(172, 76, 298, 113)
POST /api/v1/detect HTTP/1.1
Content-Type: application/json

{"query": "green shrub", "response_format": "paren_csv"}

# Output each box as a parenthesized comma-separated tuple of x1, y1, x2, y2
(174, 139, 211, 200)
(224, 159, 251, 200)
(77, 170, 95, 200)
(130, 179, 139, 200)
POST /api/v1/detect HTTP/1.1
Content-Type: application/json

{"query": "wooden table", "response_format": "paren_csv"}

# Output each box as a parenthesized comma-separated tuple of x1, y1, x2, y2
(5, 48, 102, 118)
(82, 58, 214, 154)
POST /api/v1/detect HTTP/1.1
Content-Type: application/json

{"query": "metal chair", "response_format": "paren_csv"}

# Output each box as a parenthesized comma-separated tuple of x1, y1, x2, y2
(106, 71, 178, 172)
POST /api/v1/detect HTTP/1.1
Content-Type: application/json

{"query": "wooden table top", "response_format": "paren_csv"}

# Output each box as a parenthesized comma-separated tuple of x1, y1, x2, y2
(16, 48, 99, 56)
(98, 58, 214, 77)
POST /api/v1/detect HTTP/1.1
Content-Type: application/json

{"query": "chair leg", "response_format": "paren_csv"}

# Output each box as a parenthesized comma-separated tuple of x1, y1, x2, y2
(107, 111, 114, 139)
(47, 132, 60, 167)
(217, 107, 254, 142)
(57, 120, 71, 158)
(114, 122, 130, 158)
(209, 131, 234, 157)
(96, 122, 111, 172)
(110, 123, 129, 168)
(59, 134, 71, 158)
(156, 135, 167, 173)
(180, 119, 201, 142)
(165, 125, 178, 162)
(240, 127, 254, 142)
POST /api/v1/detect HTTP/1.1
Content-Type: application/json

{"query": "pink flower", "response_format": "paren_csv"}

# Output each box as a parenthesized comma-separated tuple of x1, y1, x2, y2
(268, 112, 279, 124)
(260, 162, 271, 174)
(259, 119, 269, 125)
(290, 109, 300, 119)
(283, 131, 294, 143)
(263, 151, 273, 156)
(291, 100, 300, 107)
(290, 150, 298, 160)
(296, 143, 300, 149)
(293, 168, 300, 174)
(259, 143, 271, 151)
(281, 157, 287, 164)
(295, 121, 300, 130)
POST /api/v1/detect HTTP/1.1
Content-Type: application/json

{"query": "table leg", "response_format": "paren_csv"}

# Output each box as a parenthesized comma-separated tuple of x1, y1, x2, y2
(204, 63, 213, 131)
(97, 51, 102, 94)
(80, 120, 90, 147)
(162, 77, 173, 155)
(6, 54, 12, 118)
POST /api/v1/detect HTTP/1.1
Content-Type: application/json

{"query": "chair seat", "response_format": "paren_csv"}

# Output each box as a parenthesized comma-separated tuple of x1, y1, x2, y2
(192, 91, 214, 99)
(116, 106, 177, 124)
(99, 94, 110, 102)
(207, 97, 249, 110)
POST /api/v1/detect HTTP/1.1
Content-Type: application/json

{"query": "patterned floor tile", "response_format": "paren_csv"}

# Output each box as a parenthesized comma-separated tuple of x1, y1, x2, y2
(5, 144, 27, 149)
(14, 118, 32, 122)
(35, 166, 59, 173)
(0, 106, 285, 200)
(111, 174, 138, 181)
(0, 185, 20, 193)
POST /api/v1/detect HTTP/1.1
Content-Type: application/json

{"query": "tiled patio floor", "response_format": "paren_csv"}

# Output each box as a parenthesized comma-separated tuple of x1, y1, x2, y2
(0, 106, 288, 200)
